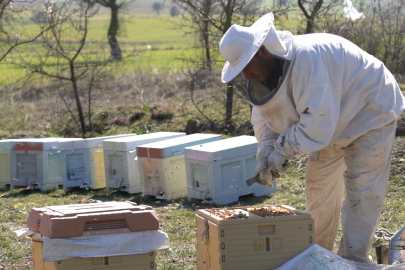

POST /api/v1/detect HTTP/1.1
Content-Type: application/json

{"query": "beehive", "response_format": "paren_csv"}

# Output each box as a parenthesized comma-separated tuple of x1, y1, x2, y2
(10, 138, 82, 191)
(184, 135, 276, 205)
(0, 139, 36, 188)
(27, 201, 159, 238)
(103, 132, 186, 194)
(32, 237, 157, 270)
(28, 201, 163, 270)
(137, 133, 223, 200)
(196, 205, 314, 270)
(59, 134, 138, 191)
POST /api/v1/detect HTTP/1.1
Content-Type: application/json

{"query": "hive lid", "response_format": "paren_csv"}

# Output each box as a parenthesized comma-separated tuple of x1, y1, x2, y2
(137, 133, 223, 158)
(184, 135, 257, 162)
(103, 132, 186, 152)
(60, 134, 138, 150)
(83, 134, 137, 148)
(0, 139, 36, 151)
(27, 201, 159, 238)
(10, 138, 82, 152)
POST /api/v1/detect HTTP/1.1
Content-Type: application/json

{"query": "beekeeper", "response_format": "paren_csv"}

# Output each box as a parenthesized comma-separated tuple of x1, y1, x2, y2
(219, 12, 405, 263)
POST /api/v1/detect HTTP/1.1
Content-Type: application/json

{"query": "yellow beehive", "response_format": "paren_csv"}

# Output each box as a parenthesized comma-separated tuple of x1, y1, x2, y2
(32, 236, 157, 270)
(196, 205, 314, 270)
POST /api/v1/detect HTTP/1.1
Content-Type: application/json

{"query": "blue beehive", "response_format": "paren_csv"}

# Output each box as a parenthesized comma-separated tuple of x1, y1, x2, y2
(10, 138, 82, 191)
(185, 135, 276, 205)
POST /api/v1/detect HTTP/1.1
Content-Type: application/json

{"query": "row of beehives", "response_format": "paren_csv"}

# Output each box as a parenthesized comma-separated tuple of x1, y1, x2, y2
(0, 132, 276, 205)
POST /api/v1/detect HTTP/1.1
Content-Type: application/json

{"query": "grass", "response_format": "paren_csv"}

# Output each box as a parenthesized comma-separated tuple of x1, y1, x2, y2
(0, 138, 404, 269)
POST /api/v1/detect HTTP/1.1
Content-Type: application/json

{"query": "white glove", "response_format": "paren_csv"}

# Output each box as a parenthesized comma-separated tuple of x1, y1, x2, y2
(255, 158, 280, 187)
(268, 149, 289, 172)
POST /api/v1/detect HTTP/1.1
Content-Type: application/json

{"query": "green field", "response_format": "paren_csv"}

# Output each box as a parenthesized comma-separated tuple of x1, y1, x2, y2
(0, 0, 306, 86)
(0, 12, 201, 86)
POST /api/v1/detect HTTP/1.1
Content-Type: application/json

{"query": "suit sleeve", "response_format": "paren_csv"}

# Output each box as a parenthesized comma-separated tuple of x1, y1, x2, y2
(251, 106, 280, 160)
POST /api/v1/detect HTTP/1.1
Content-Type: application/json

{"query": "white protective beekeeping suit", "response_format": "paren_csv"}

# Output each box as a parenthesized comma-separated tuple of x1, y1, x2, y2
(247, 13, 405, 263)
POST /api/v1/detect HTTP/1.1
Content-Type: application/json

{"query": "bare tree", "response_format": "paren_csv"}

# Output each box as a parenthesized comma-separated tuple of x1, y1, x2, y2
(170, 5, 180, 17)
(297, 0, 341, 34)
(173, 0, 292, 126)
(0, 0, 51, 63)
(84, 0, 129, 61)
(11, 0, 115, 136)
(173, 0, 259, 125)
(337, 0, 405, 74)
(152, 2, 163, 15)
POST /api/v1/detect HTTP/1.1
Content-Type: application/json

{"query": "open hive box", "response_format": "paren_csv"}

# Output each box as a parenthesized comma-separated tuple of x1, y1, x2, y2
(196, 205, 314, 270)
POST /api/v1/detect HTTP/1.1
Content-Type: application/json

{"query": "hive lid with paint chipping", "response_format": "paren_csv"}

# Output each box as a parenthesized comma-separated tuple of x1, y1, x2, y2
(103, 132, 186, 152)
(59, 134, 137, 151)
(0, 139, 36, 151)
(184, 135, 258, 162)
(137, 133, 223, 159)
(27, 201, 159, 238)
(10, 138, 82, 152)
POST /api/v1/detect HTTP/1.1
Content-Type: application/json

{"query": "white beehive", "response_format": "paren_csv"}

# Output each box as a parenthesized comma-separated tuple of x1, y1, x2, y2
(103, 132, 186, 194)
(0, 139, 36, 188)
(10, 138, 82, 191)
(59, 134, 138, 192)
(184, 135, 276, 205)
(137, 133, 223, 201)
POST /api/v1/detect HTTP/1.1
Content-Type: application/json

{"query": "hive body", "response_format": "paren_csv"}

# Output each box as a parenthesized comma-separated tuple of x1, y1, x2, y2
(59, 134, 137, 191)
(103, 132, 186, 194)
(185, 136, 276, 205)
(10, 138, 82, 191)
(196, 205, 314, 270)
(33, 239, 157, 270)
(138, 133, 223, 200)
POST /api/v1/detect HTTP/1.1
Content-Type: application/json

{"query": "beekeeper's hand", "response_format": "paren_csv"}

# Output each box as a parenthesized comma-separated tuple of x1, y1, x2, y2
(258, 168, 280, 186)
(268, 149, 289, 172)
(255, 158, 279, 187)
(255, 158, 268, 175)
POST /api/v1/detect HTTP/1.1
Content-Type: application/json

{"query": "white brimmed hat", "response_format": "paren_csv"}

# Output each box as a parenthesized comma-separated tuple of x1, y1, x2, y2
(219, 13, 274, 83)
